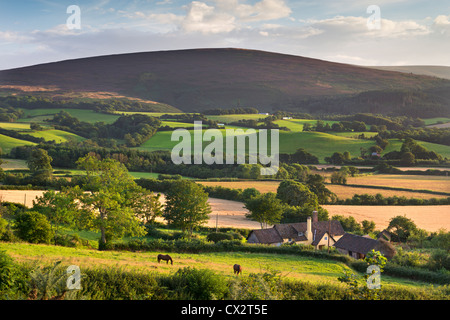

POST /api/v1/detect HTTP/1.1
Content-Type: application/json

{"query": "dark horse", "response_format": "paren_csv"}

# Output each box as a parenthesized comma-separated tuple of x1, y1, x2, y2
(157, 254, 173, 265)
(233, 264, 242, 275)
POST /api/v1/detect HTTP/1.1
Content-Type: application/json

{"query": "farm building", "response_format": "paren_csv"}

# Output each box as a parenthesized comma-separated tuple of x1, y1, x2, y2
(247, 211, 345, 249)
(334, 233, 396, 260)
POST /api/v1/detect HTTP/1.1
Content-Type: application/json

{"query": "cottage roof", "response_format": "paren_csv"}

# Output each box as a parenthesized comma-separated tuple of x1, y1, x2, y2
(249, 228, 283, 244)
(290, 221, 345, 237)
(311, 230, 334, 246)
(274, 224, 307, 242)
(334, 233, 379, 255)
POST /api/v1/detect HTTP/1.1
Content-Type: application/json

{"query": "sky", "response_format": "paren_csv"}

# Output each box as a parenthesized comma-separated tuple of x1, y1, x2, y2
(0, 0, 449, 70)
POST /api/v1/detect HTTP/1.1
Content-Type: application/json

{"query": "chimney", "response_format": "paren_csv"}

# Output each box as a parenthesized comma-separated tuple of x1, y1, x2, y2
(306, 217, 312, 243)
(312, 210, 318, 223)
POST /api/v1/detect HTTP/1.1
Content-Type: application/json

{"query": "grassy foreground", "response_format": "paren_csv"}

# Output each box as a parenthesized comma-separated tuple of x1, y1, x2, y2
(0, 241, 442, 290)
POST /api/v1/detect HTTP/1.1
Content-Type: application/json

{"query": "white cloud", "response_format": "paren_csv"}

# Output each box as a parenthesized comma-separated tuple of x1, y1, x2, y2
(181, 1, 237, 34)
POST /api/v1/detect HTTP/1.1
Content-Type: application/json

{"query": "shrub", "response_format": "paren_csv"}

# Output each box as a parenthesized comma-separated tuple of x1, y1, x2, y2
(206, 232, 235, 243)
(80, 266, 160, 300)
(229, 270, 283, 300)
(0, 251, 29, 299)
(13, 211, 53, 244)
(427, 250, 450, 271)
(160, 267, 228, 300)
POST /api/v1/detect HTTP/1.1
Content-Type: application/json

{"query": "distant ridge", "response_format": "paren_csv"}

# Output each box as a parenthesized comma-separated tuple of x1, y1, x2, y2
(368, 65, 450, 80)
(1, 48, 449, 115)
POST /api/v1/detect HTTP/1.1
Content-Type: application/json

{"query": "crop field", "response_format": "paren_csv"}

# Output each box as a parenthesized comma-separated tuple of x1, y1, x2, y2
(197, 180, 449, 200)
(322, 205, 450, 233)
(347, 175, 450, 194)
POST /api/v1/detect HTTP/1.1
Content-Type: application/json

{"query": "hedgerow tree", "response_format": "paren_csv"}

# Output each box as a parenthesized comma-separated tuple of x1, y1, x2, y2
(276, 180, 318, 208)
(32, 187, 81, 245)
(163, 180, 211, 236)
(75, 155, 157, 249)
(245, 192, 285, 229)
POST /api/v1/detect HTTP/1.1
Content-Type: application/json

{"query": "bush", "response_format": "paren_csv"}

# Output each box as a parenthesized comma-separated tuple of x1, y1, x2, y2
(427, 250, 450, 271)
(0, 251, 29, 299)
(206, 232, 235, 243)
(230, 270, 283, 300)
(81, 266, 161, 300)
(13, 211, 53, 244)
(0, 217, 15, 242)
(160, 267, 228, 300)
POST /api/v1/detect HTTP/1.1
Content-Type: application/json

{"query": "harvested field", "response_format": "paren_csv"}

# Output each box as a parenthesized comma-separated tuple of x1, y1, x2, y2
(347, 175, 450, 194)
(323, 205, 450, 233)
(0, 190, 46, 207)
(2, 190, 447, 232)
(198, 179, 449, 199)
(198, 180, 280, 194)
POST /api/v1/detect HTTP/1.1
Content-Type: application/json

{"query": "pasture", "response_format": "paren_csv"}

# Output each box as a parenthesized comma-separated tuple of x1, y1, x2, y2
(0, 134, 36, 153)
(0, 242, 436, 289)
(28, 129, 85, 143)
(18, 108, 120, 124)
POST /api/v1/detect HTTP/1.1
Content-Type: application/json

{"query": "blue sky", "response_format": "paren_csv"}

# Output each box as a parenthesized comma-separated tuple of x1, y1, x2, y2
(0, 0, 449, 69)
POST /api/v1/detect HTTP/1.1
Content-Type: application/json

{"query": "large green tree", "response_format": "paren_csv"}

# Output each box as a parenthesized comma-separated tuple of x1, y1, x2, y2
(388, 215, 418, 242)
(244, 192, 285, 229)
(163, 180, 211, 236)
(27, 148, 53, 180)
(75, 155, 156, 249)
(32, 187, 81, 245)
(276, 180, 318, 208)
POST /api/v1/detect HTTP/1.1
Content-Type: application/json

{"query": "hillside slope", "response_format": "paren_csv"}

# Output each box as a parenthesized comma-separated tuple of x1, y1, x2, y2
(1, 48, 449, 114)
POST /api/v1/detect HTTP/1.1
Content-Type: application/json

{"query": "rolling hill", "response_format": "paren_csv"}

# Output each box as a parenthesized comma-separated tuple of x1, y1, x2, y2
(1, 48, 450, 115)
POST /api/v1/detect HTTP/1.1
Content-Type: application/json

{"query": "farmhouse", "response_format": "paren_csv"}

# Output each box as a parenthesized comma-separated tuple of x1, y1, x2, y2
(334, 233, 396, 260)
(247, 211, 345, 249)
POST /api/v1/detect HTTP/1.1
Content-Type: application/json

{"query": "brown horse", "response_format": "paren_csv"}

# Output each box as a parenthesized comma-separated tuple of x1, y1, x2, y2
(233, 264, 242, 275)
(157, 254, 173, 265)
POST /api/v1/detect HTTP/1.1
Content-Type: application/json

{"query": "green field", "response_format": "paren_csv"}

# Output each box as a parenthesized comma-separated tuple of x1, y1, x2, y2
(18, 108, 120, 124)
(423, 117, 450, 126)
(0, 134, 36, 153)
(28, 129, 85, 143)
(115, 111, 186, 118)
(137, 128, 450, 163)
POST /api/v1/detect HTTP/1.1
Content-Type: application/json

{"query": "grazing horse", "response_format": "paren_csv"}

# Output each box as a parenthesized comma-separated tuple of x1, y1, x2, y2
(233, 264, 242, 275)
(157, 254, 173, 265)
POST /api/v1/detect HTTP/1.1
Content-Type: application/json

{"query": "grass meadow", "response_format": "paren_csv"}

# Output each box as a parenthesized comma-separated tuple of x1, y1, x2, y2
(0, 241, 438, 290)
